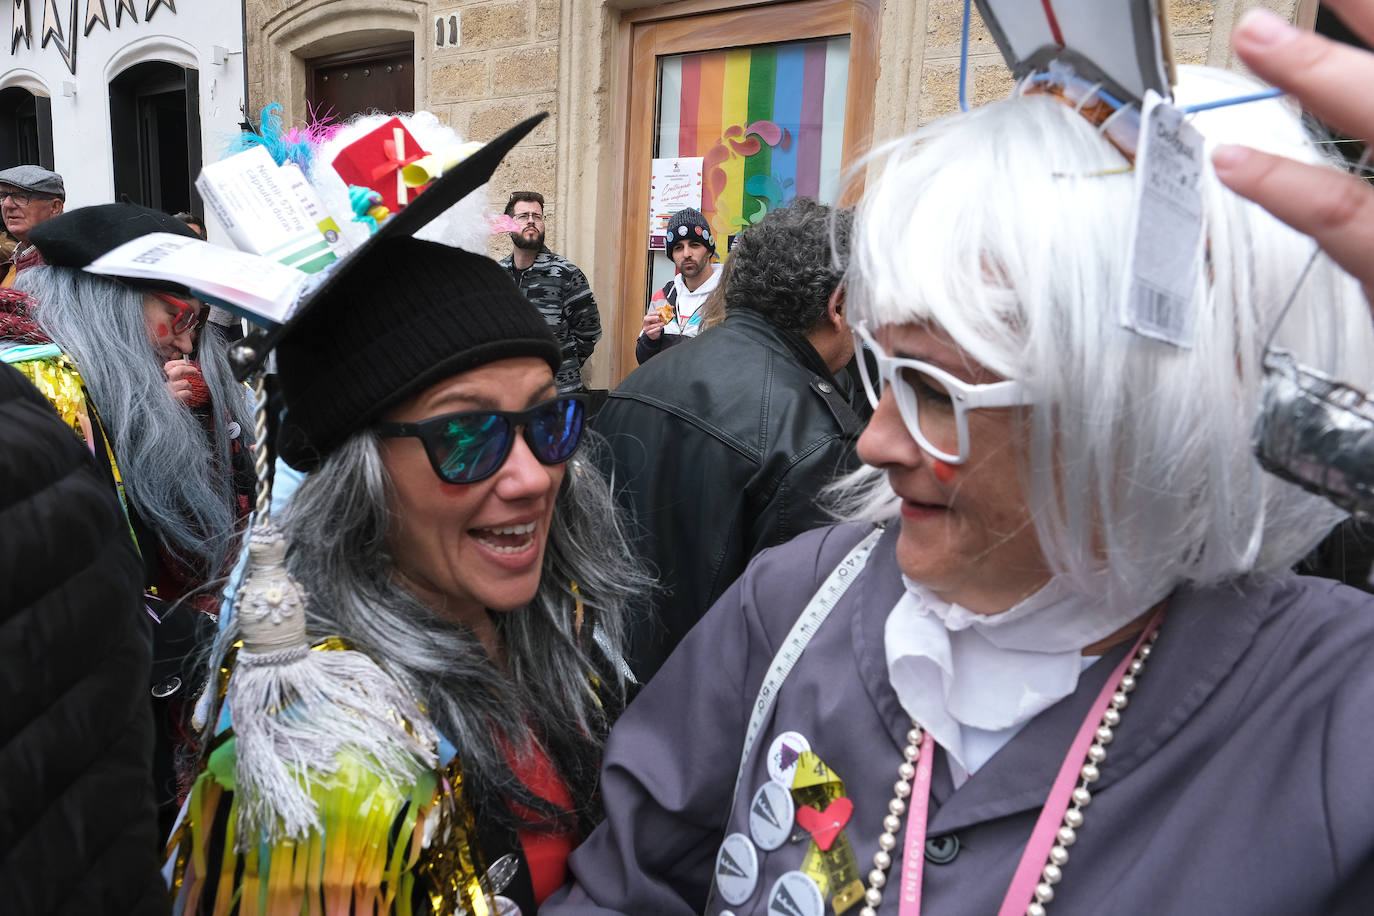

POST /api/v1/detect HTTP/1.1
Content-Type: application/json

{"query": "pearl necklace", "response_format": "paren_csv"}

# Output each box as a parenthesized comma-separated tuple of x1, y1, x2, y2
(858, 625, 1161, 916)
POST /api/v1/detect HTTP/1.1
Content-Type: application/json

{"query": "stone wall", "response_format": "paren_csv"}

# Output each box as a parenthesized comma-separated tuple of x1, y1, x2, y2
(242, 0, 1311, 388)
(429, 0, 563, 230)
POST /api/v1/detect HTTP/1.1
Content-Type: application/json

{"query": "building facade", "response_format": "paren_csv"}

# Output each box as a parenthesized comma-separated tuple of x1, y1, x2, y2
(0, 0, 246, 224)
(242, 0, 1310, 388)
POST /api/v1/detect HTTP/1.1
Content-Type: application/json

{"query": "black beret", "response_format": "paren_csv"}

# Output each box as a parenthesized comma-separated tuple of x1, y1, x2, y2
(29, 203, 198, 272)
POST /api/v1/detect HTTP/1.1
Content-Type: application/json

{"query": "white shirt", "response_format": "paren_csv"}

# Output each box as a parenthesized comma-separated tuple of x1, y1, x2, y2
(662, 263, 721, 339)
(885, 576, 1151, 787)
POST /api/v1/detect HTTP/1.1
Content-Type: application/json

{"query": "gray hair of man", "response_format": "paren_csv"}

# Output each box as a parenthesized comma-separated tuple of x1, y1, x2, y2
(207, 428, 651, 836)
(830, 65, 1374, 614)
(18, 265, 253, 579)
(723, 196, 852, 334)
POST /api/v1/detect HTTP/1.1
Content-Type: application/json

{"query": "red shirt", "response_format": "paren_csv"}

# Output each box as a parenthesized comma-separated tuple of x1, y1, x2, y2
(503, 738, 576, 904)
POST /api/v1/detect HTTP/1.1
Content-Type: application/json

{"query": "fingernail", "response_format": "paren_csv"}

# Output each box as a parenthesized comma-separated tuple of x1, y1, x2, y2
(1236, 8, 1299, 47)
(1211, 145, 1251, 172)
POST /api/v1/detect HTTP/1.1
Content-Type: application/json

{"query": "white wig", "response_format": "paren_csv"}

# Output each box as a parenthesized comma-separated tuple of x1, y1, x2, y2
(840, 65, 1374, 609)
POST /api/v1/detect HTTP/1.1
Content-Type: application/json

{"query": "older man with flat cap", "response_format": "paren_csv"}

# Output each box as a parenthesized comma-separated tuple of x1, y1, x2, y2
(0, 165, 65, 286)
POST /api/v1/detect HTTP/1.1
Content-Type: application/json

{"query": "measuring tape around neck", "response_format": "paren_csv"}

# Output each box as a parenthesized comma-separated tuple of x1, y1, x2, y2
(736, 527, 884, 807)
(733, 526, 884, 804)
(703, 526, 883, 916)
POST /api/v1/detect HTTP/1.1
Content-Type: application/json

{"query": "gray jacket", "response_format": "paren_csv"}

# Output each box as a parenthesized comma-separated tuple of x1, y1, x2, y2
(500, 247, 601, 393)
(547, 523, 1374, 915)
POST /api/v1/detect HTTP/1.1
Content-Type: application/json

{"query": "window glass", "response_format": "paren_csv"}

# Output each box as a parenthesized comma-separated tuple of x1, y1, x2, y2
(649, 35, 851, 299)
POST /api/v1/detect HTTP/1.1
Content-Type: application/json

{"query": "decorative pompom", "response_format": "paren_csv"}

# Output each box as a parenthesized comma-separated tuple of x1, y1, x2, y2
(227, 524, 440, 849)
(349, 185, 386, 233)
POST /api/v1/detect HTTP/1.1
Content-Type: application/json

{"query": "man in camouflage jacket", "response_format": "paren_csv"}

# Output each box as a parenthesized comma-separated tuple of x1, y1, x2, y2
(500, 191, 602, 392)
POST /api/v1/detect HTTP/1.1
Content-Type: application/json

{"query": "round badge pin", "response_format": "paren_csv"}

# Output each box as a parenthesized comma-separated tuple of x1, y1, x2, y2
(767, 731, 811, 786)
(714, 832, 760, 906)
(766, 870, 824, 916)
(748, 780, 795, 851)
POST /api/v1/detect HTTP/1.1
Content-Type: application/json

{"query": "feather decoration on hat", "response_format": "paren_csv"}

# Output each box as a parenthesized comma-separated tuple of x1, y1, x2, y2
(228, 103, 338, 173)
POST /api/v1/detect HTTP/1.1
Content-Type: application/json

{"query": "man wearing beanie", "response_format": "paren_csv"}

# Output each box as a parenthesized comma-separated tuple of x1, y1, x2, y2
(498, 190, 601, 393)
(635, 206, 721, 364)
(0, 165, 65, 287)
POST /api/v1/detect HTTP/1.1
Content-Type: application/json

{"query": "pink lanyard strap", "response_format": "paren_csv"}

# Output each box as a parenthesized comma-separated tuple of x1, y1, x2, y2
(898, 731, 935, 911)
(898, 608, 1165, 916)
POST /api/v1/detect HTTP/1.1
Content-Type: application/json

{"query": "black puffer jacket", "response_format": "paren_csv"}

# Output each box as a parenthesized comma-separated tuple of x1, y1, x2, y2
(0, 362, 166, 915)
(594, 309, 865, 682)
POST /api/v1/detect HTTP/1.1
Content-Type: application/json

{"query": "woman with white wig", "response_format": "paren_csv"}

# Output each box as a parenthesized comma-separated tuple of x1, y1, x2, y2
(543, 64, 1374, 916)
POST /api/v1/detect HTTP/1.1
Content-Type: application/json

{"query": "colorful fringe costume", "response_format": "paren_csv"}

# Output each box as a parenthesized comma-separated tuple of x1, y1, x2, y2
(166, 520, 498, 915)
(2, 344, 134, 533)
(167, 647, 494, 915)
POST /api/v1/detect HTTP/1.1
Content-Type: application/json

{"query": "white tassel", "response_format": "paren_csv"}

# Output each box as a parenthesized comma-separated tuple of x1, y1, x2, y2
(228, 523, 439, 850)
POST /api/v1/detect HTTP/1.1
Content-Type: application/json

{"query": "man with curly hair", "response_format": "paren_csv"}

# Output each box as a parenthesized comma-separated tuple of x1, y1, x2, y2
(595, 197, 865, 682)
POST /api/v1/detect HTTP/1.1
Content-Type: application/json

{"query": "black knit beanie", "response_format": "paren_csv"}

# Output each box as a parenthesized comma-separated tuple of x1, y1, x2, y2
(276, 236, 560, 471)
(664, 207, 715, 257)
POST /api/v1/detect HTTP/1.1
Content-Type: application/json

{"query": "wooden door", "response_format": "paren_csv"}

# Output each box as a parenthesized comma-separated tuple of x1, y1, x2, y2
(610, 0, 879, 383)
(307, 42, 415, 121)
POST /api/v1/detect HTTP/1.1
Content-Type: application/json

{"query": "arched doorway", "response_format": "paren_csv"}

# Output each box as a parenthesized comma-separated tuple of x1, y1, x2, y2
(109, 60, 202, 215)
(0, 87, 54, 170)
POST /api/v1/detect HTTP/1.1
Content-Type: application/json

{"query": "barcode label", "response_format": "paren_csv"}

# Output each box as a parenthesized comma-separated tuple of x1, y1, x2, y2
(1129, 280, 1185, 339)
(1120, 91, 1204, 348)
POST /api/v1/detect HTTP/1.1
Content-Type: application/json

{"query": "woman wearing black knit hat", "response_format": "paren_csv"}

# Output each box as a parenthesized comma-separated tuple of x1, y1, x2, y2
(167, 115, 648, 915)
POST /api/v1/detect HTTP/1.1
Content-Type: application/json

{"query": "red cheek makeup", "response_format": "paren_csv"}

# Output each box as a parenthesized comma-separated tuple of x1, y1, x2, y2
(931, 459, 958, 485)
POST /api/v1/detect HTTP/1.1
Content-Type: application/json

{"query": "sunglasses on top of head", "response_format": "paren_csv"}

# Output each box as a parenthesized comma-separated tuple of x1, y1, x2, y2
(154, 292, 210, 334)
(374, 394, 588, 485)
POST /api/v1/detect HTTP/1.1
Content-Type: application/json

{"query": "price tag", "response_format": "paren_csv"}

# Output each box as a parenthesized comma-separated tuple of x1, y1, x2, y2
(1119, 90, 1205, 348)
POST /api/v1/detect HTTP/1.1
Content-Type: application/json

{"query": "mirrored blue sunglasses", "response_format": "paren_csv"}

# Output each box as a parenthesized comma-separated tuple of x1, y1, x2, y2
(374, 394, 587, 485)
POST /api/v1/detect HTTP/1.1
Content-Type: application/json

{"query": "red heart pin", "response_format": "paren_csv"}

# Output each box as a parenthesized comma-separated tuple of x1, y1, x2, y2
(795, 797, 854, 852)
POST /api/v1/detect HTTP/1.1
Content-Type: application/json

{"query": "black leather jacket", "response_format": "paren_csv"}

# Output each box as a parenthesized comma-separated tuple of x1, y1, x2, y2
(593, 309, 865, 682)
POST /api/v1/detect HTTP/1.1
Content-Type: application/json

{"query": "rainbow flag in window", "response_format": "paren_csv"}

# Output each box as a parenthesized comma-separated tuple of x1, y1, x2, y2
(657, 35, 851, 252)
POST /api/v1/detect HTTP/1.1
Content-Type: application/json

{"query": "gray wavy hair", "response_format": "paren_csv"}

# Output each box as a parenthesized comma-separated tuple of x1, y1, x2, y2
(724, 196, 852, 333)
(214, 428, 650, 836)
(20, 265, 252, 579)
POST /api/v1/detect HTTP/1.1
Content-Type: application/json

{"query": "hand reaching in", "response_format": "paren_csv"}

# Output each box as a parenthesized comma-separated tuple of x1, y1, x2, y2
(1211, 2, 1374, 304)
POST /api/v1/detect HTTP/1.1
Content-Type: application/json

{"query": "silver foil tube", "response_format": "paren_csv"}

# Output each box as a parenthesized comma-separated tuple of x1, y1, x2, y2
(1253, 349, 1374, 521)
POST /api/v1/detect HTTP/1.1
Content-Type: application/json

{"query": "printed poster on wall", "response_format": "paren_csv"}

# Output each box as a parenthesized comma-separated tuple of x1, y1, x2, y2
(648, 156, 704, 250)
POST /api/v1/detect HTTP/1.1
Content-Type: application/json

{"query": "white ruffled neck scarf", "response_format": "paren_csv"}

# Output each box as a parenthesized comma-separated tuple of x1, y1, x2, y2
(885, 574, 1155, 783)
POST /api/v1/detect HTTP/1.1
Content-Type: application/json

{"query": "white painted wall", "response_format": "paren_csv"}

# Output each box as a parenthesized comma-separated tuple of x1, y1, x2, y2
(0, 1, 245, 237)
